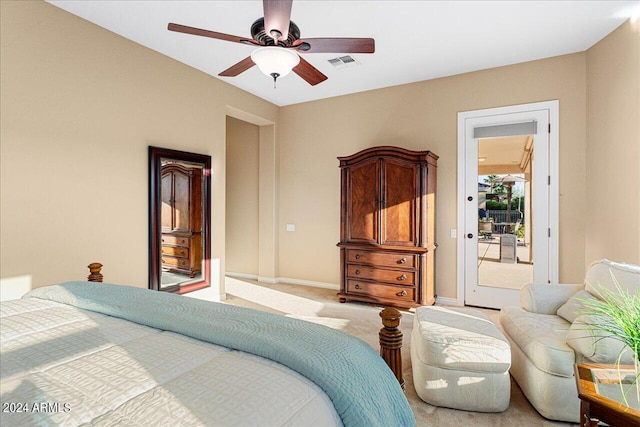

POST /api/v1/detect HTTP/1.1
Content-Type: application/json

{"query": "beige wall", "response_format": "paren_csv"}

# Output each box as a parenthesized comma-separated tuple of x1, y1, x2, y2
(0, 1, 278, 298)
(225, 117, 260, 275)
(278, 53, 588, 298)
(2, 1, 637, 303)
(586, 19, 640, 265)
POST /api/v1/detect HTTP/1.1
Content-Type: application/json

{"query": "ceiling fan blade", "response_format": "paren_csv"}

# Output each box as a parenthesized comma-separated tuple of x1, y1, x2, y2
(168, 23, 258, 46)
(263, 0, 293, 42)
(293, 57, 327, 86)
(218, 56, 256, 77)
(293, 38, 375, 54)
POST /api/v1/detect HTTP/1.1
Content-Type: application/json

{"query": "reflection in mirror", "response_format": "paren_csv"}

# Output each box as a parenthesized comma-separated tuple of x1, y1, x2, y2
(149, 147, 211, 293)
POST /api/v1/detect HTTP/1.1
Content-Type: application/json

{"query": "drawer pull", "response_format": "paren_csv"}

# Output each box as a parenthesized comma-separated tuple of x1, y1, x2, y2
(399, 257, 407, 264)
(355, 254, 361, 260)
(354, 284, 361, 289)
(355, 269, 361, 275)
(396, 290, 407, 297)
(398, 274, 407, 281)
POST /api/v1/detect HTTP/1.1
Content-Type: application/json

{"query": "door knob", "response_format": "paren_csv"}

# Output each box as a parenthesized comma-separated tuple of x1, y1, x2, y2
(467, 196, 473, 201)
(467, 233, 474, 239)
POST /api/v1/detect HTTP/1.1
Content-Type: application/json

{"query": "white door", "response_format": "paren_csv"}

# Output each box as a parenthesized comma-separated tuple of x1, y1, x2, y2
(458, 102, 558, 309)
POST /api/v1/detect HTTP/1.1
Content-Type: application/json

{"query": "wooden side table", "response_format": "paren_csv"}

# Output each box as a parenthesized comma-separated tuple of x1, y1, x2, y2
(575, 363, 640, 427)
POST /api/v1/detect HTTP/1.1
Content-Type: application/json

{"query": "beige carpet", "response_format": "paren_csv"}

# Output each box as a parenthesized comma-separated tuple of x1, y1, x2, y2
(223, 277, 578, 427)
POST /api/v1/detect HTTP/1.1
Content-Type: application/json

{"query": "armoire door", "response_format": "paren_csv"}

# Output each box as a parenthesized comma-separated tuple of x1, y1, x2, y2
(172, 170, 192, 232)
(381, 158, 419, 247)
(345, 158, 380, 244)
(161, 172, 173, 230)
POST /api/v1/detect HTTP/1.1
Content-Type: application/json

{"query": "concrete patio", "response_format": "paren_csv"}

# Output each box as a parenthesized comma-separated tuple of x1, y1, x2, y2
(478, 235, 533, 290)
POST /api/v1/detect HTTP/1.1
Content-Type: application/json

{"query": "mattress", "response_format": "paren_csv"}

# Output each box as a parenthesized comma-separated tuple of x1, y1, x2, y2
(0, 282, 415, 427)
(1, 297, 341, 426)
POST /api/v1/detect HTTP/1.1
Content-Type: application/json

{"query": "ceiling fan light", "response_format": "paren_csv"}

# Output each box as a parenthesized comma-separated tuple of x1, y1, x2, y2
(250, 47, 300, 79)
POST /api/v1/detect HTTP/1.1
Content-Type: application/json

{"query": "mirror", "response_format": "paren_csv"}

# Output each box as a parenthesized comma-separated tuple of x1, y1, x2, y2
(149, 146, 211, 293)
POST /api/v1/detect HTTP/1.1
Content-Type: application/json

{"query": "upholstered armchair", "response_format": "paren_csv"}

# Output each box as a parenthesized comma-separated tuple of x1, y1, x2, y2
(499, 259, 640, 422)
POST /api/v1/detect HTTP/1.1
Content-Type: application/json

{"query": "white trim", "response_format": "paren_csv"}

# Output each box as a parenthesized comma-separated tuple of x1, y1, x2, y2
(277, 277, 340, 290)
(457, 113, 467, 306)
(434, 296, 461, 306)
(225, 271, 258, 280)
(457, 100, 559, 307)
(548, 101, 560, 285)
(225, 272, 340, 290)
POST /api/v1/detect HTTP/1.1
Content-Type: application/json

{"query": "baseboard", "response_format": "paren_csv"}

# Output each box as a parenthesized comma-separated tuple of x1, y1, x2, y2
(435, 296, 461, 306)
(225, 272, 258, 280)
(227, 272, 453, 303)
(225, 272, 339, 291)
(277, 277, 340, 291)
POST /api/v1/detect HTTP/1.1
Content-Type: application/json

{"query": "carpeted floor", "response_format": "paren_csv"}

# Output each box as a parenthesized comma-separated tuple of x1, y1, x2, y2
(223, 276, 578, 427)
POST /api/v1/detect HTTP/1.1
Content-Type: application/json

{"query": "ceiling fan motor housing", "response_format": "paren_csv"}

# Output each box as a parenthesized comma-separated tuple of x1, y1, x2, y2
(251, 17, 300, 47)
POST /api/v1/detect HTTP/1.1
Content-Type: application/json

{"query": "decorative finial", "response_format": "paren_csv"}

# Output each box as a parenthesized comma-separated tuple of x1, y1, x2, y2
(87, 262, 103, 282)
(270, 72, 280, 88)
(379, 307, 402, 328)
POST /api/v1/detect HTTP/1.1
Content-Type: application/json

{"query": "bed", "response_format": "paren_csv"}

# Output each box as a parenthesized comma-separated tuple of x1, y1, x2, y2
(0, 269, 414, 426)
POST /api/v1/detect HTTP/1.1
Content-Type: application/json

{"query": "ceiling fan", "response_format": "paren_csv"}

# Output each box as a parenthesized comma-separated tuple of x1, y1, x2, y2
(168, 0, 375, 87)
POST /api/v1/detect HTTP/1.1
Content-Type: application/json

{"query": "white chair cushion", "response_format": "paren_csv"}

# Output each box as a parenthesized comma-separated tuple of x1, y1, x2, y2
(520, 283, 584, 315)
(413, 306, 510, 373)
(556, 290, 599, 323)
(566, 315, 636, 364)
(410, 347, 511, 413)
(584, 259, 640, 296)
(499, 306, 575, 377)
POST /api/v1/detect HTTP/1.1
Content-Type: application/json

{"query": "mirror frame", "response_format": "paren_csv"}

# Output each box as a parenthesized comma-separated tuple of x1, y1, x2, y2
(149, 146, 212, 293)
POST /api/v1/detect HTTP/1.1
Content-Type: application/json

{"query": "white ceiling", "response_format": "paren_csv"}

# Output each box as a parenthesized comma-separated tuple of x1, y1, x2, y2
(479, 136, 529, 167)
(47, 1, 639, 107)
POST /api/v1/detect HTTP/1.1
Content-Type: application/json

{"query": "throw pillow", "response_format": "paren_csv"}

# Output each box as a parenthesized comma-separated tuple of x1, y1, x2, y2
(556, 290, 598, 323)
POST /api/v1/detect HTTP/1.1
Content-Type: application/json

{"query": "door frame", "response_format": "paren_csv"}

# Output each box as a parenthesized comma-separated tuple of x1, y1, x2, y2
(456, 101, 559, 306)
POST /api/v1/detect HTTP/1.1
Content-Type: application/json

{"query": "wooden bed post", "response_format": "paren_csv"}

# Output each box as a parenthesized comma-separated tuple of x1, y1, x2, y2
(379, 307, 404, 389)
(87, 263, 103, 282)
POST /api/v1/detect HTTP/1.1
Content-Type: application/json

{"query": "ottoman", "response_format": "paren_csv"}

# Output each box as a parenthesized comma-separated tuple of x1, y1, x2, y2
(411, 306, 511, 412)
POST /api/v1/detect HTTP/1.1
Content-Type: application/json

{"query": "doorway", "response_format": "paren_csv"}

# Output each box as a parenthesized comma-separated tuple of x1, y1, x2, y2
(225, 116, 260, 277)
(224, 107, 278, 291)
(457, 101, 559, 309)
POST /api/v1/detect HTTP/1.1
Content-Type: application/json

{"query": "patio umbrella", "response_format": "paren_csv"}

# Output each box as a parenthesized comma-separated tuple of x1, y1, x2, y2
(492, 174, 526, 223)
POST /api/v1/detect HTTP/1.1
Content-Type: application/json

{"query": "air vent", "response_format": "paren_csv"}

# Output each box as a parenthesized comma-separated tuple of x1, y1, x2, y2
(327, 55, 361, 69)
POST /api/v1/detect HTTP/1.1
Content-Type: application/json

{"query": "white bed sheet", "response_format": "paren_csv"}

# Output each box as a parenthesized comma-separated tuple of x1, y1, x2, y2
(1, 298, 342, 426)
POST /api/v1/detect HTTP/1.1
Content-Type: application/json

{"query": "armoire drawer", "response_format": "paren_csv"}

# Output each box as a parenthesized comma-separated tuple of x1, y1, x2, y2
(161, 235, 190, 247)
(161, 245, 189, 258)
(346, 250, 416, 268)
(162, 256, 189, 268)
(346, 264, 415, 285)
(346, 280, 415, 302)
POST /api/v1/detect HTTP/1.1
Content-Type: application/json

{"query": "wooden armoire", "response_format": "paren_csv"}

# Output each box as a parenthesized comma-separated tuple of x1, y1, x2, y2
(337, 146, 438, 308)
(161, 163, 203, 278)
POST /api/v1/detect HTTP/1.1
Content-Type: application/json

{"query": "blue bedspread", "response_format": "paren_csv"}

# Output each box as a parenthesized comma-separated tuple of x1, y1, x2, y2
(25, 282, 415, 427)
